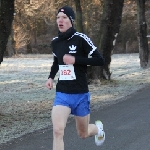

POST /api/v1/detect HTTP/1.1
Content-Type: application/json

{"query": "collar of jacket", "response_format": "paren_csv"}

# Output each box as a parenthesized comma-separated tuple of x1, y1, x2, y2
(58, 27, 76, 40)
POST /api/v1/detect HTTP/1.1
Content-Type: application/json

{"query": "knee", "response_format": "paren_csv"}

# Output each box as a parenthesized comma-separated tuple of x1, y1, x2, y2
(78, 131, 88, 139)
(53, 126, 64, 138)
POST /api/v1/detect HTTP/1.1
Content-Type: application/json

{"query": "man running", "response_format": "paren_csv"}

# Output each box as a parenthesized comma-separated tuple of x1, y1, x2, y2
(46, 6, 105, 150)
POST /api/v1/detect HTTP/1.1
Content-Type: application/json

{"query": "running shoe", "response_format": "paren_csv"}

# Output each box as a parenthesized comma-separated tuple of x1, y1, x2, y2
(95, 120, 105, 146)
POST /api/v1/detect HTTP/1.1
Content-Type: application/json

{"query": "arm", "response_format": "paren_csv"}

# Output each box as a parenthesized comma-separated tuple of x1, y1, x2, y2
(75, 49, 105, 66)
(46, 56, 59, 90)
(63, 50, 105, 66)
(63, 33, 105, 66)
(48, 56, 59, 79)
(75, 34, 104, 66)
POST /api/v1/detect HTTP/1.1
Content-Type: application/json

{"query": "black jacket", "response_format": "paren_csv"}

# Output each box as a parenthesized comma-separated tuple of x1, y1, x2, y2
(48, 27, 104, 93)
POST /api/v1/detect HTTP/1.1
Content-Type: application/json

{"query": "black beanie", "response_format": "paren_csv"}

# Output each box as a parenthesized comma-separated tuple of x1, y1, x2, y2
(57, 6, 75, 25)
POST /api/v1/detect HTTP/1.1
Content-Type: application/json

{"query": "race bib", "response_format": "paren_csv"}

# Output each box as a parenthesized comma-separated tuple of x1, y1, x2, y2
(59, 65, 76, 80)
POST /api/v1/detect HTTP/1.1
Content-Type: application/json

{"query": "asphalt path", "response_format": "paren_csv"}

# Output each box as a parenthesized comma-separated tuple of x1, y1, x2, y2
(0, 85, 150, 150)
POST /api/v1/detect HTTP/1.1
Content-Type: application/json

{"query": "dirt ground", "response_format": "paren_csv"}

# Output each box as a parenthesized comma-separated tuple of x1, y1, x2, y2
(0, 53, 150, 144)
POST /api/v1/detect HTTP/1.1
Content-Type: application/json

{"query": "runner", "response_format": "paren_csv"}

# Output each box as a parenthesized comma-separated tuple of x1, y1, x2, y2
(45, 6, 105, 150)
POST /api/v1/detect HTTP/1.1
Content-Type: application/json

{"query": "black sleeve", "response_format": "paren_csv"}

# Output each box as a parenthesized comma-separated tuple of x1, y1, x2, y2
(48, 56, 59, 79)
(75, 49, 105, 66)
(74, 33, 104, 66)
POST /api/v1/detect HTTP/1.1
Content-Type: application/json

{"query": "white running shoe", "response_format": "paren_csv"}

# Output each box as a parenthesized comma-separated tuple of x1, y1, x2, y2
(95, 120, 105, 146)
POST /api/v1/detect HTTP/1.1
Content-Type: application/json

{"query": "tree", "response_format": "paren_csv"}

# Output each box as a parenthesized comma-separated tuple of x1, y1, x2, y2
(136, 0, 149, 68)
(13, 0, 57, 54)
(88, 0, 124, 81)
(74, 0, 83, 32)
(0, 0, 14, 64)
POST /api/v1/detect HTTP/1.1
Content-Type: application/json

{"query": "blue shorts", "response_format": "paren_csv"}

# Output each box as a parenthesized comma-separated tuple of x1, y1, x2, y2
(53, 92, 90, 117)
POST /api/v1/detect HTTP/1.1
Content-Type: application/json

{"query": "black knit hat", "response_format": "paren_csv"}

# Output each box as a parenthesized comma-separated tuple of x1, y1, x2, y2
(57, 6, 75, 25)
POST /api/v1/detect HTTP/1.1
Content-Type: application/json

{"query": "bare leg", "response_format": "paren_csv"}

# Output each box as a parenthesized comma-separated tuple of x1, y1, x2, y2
(52, 105, 71, 150)
(75, 114, 98, 138)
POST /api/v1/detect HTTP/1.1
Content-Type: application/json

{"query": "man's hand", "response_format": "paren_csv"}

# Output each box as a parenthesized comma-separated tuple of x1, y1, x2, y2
(45, 78, 53, 90)
(63, 54, 75, 65)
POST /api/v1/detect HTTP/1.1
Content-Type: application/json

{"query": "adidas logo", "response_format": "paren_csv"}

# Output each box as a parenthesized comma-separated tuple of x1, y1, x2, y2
(69, 45, 76, 50)
(69, 45, 77, 53)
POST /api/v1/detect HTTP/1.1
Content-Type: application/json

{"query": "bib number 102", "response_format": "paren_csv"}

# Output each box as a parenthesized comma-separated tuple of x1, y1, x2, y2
(61, 69, 71, 75)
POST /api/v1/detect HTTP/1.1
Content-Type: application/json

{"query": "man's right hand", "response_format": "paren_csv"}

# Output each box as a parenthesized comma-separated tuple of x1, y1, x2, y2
(45, 78, 53, 90)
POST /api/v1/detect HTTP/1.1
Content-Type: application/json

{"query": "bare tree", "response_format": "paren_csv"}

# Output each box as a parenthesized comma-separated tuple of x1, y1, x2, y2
(0, 0, 14, 64)
(91, 0, 124, 80)
(136, 0, 149, 68)
(12, 0, 56, 54)
(74, 0, 83, 32)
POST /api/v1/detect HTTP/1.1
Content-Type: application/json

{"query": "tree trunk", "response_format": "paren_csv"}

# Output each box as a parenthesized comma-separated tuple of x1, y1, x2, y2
(7, 35, 15, 56)
(26, 39, 32, 54)
(0, 0, 14, 64)
(136, 0, 149, 68)
(95, 0, 124, 80)
(26, 22, 32, 54)
(74, 0, 83, 32)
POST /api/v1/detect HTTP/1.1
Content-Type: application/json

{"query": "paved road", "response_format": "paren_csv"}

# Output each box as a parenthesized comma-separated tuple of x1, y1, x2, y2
(0, 85, 150, 150)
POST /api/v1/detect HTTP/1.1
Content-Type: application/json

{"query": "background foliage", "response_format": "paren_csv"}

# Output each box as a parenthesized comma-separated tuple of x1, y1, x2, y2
(5, 0, 150, 56)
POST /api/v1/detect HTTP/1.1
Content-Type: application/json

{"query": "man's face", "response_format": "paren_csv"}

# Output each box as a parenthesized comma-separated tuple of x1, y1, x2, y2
(56, 12, 72, 32)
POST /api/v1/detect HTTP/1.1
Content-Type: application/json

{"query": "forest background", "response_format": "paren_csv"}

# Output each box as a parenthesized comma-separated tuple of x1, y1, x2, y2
(5, 0, 150, 56)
